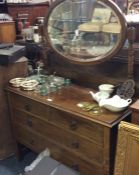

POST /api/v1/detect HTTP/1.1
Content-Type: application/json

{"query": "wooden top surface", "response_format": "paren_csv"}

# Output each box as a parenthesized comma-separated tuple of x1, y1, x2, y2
(6, 84, 131, 128)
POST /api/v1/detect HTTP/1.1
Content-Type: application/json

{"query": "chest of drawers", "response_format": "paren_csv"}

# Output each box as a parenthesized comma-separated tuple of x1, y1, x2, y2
(6, 85, 131, 175)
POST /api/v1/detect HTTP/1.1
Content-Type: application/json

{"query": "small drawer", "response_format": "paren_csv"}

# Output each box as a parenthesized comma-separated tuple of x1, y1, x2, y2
(12, 109, 34, 128)
(10, 94, 50, 121)
(49, 107, 104, 144)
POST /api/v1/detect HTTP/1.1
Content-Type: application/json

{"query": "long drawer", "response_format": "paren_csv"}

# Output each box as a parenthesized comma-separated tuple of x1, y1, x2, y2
(49, 107, 104, 144)
(60, 149, 104, 175)
(14, 124, 62, 159)
(12, 109, 103, 164)
(14, 124, 103, 175)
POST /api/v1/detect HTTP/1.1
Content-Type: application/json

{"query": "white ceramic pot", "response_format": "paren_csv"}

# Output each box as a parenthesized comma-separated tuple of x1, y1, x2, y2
(99, 95, 132, 112)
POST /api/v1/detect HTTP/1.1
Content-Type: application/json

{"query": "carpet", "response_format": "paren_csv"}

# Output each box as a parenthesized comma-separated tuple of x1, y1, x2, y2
(0, 151, 37, 175)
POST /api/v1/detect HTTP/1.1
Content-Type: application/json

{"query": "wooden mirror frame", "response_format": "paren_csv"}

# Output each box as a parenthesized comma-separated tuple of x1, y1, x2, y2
(44, 0, 127, 65)
(114, 121, 139, 175)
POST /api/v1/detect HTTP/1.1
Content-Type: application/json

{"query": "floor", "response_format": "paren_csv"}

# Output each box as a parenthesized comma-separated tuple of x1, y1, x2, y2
(0, 149, 81, 175)
(0, 151, 37, 175)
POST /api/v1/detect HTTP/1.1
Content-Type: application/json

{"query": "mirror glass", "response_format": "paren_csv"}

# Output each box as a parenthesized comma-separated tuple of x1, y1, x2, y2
(45, 0, 126, 64)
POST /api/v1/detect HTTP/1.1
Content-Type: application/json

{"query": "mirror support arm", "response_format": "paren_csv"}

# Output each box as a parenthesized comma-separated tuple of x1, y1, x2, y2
(127, 26, 136, 79)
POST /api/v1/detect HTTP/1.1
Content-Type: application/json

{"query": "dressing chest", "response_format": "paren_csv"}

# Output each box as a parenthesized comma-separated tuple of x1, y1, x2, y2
(6, 85, 131, 175)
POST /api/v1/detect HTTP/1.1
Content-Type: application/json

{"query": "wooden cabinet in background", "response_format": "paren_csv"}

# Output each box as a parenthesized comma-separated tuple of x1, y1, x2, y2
(0, 22, 16, 43)
(0, 57, 28, 159)
(130, 100, 139, 124)
(6, 85, 131, 175)
(8, 2, 49, 25)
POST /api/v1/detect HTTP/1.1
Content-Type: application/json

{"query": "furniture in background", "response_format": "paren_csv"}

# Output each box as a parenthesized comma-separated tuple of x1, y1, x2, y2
(0, 21, 16, 43)
(7, 2, 49, 26)
(0, 57, 28, 159)
(130, 99, 139, 124)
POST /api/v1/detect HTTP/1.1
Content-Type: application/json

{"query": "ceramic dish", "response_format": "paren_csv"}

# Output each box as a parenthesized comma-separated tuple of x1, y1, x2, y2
(20, 80, 38, 91)
(9, 77, 26, 87)
(98, 84, 114, 94)
(99, 95, 132, 112)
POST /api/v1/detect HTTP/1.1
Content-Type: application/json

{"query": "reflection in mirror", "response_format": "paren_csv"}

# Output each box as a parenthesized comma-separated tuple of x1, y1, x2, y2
(115, 0, 127, 13)
(128, 0, 139, 13)
(46, 0, 126, 64)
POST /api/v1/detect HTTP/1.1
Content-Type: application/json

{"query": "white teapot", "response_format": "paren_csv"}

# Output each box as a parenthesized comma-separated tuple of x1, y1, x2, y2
(89, 91, 110, 103)
(99, 95, 132, 112)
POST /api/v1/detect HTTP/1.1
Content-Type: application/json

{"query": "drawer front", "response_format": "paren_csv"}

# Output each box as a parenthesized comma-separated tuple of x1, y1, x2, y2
(14, 123, 62, 159)
(13, 110, 103, 164)
(49, 107, 104, 144)
(14, 123, 46, 153)
(10, 93, 50, 121)
(59, 149, 104, 175)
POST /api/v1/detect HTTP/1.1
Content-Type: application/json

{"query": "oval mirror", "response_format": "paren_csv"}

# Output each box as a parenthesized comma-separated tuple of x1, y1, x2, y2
(44, 0, 127, 65)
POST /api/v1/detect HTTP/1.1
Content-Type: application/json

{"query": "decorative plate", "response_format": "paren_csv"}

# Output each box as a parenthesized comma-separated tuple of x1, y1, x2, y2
(9, 77, 26, 87)
(20, 80, 38, 91)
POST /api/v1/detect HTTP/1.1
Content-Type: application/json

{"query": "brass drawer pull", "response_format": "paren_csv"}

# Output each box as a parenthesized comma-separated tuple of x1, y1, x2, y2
(69, 119, 78, 130)
(24, 104, 31, 111)
(27, 117, 33, 127)
(71, 141, 79, 149)
(71, 164, 79, 171)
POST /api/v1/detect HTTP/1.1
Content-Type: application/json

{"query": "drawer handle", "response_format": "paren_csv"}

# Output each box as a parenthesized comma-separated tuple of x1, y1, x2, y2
(30, 139, 35, 145)
(24, 104, 31, 112)
(71, 164, 79, 171)
(71, 141, 79, 149)
(70, 120, 78, 130)
(27, 117, 33, 127)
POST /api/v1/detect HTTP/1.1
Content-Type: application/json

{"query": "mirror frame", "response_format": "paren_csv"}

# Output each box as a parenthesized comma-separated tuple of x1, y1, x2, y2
(44, 0, 127, 65)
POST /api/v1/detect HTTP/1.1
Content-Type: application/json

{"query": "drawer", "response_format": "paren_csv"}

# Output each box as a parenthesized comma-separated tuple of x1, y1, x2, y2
(14, 123, 46, 153)
(10, 93, 50, 121)
(14, 123, 62, 159)
(49, 107, 104, 144)
(13, 110, 103, 164)
(59, 149, 103, 175)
